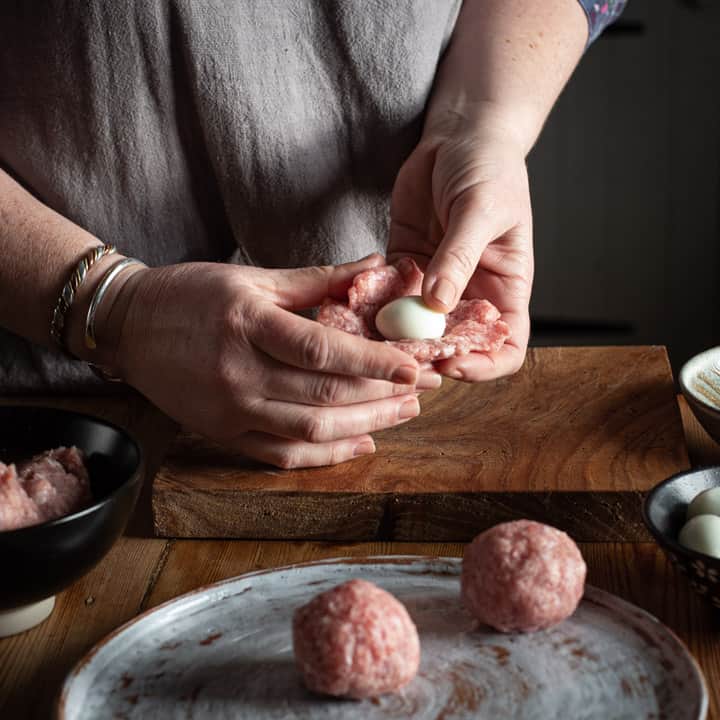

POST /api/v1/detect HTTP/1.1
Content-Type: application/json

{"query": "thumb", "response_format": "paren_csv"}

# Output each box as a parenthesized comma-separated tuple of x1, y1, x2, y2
(261, 253, 385, 310)
(421, 188, 507, 312)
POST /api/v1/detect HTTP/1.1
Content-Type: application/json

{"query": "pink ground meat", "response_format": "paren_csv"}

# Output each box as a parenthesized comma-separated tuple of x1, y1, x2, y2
(316, 258, 510, 361)
(0, 446, 91, 532)
(461, 520, 587, 633)
(0, 463, 42, 531)
(316, 299, 371, 338)
(292, 579, 421, 699)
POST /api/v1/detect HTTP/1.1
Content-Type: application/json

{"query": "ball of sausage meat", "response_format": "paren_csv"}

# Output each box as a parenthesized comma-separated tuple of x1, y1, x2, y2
(292, 579, 420, 699)
(461, 520, 586, 633)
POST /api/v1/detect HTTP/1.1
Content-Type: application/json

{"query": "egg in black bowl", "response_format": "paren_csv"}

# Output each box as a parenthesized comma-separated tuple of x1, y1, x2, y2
(0, 406, 142, 636)
(643, 466, 720, 608)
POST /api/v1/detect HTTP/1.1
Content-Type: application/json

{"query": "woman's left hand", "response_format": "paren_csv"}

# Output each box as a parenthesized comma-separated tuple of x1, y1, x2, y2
(387, 105, 533, 382)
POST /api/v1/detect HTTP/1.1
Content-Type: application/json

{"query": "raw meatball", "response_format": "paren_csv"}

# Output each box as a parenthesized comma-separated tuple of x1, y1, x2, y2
(292, 579, 420, 699)
(462, 520, 586, 633)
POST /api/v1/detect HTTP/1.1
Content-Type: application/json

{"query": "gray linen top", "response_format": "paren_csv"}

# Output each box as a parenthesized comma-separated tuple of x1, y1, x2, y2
(0, 0, 462, 392)
(1, 1, 623, 392)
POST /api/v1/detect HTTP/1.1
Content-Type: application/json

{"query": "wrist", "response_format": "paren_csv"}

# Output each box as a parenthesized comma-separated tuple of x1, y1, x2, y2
(423, 98, 539, 158)
(64, 257, 147, 374)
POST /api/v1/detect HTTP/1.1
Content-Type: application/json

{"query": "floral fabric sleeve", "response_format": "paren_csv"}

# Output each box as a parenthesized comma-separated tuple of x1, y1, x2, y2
(578, 0, 628, 44)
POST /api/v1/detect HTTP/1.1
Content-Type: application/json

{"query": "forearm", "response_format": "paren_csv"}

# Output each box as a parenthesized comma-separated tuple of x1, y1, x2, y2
(0, 169, 128, 362)
(427, 0, 588, 154)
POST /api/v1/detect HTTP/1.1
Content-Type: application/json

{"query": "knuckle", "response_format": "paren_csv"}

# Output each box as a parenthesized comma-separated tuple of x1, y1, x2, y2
(315, 375, 346, 406)
(214, 352, 238, 395)
(473, 189, 498, 217)
(455, 184, 497, 218)
(297, 330, 332, 371)
(504, 272, 532, 301)
(374, 405, 390, 429)
(444, 244, 477, 279)
(230, 296, 274, 345)
(220, 297, 247, 335)
(301, 413, 330, 443)
(274, 447, 301, 470)
(327, 443, 348, 467)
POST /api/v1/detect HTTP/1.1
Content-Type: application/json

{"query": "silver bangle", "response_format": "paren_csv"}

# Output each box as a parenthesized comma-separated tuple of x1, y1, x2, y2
(50, 244, 116, 350)
(84, 257, 146, 351)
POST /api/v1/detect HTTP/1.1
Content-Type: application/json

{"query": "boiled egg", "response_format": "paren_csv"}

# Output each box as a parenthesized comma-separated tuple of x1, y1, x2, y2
(687, 487, 720, 520)
(375, 296, 446, 341)
(678, 514, 720, 559)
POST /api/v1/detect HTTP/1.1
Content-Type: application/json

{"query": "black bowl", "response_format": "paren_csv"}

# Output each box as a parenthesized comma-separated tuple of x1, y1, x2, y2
(643, 466, 720, 608)
(0, 406, 142, 611)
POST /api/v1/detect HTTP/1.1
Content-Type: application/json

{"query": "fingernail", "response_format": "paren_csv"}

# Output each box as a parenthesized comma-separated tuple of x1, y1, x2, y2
(416, 372, 442, 390)
(430, 277, 455, 308)
(399, 397, 420, 419)
(392, 365, 418, 385)
(447, 368, 464, 380)
(354, 440, 376, 456)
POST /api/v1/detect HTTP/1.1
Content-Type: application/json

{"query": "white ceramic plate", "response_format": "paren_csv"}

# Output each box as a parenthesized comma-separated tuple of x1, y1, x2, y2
(58, 557, 708, 720)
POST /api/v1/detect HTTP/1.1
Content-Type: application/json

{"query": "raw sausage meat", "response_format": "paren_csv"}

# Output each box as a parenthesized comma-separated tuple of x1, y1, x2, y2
(461, 520, 586, 633)
(0, 463, 42, 531)
(292, 578, 420, 699)
(0, 446, 91, 532)
(316, 258, 510, 361)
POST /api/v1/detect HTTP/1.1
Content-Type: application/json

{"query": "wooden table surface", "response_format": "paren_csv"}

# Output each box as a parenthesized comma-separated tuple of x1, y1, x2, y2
(2, 397, 720, 719)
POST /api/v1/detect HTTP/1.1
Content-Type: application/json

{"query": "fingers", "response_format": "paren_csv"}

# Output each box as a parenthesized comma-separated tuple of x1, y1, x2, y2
(263, 364, 441, 406)
(255, 253, 386, 310)
(435, 344, 526, 383)
(252, 305, 419, 384)
(248, 393, 420, 444)
(435, 309, 530, 382)
(231, 431, 377, 469)
(422, 186, 509, 313)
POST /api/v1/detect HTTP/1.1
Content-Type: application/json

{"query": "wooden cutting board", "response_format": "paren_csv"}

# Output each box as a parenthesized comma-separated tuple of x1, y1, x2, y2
(152, 346, 690, 542)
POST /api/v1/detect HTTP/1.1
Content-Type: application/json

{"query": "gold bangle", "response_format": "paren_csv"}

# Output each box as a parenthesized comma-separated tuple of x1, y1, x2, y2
(50, 244, 116, 351)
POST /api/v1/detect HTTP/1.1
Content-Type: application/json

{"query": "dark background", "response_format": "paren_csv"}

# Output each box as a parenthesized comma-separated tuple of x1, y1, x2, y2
(528, 0, 720, 373)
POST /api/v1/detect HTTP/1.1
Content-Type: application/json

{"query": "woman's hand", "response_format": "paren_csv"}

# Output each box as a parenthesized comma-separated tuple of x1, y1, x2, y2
(388, 104, 533, 382)
(388, 0, 589, 382)
(100, 255, 436, 469)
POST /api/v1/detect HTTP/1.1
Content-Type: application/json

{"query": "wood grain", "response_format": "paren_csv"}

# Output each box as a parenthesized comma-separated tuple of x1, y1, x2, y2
(0, 537, 167, 720)
(0, 389, 718, 719)
(153, 346, 689, 541)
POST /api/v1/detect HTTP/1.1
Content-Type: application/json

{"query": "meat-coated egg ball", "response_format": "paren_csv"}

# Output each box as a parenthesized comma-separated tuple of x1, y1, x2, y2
(687, 487, 720, 520)
(679, 514, 720, 558)
(462, 520, 587, 633)
(292, 579, 420, 699)
(375, 296, 446, 341)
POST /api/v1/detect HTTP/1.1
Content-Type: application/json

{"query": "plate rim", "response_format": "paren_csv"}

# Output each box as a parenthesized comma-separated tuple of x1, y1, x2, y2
(56, 554, 709, 720)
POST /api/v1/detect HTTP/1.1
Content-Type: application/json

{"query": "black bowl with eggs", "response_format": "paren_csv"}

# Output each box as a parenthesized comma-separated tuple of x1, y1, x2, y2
(0, 406, 142, 624)
(643, 466, 720, 608)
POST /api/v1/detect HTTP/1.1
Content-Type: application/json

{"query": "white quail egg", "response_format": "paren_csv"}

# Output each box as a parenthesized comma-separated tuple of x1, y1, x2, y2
(375, 296, 446, 341)
(678, 514, 720, 558)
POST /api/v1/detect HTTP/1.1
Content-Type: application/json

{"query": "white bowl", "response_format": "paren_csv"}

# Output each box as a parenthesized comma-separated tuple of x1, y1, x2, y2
(680, 346, 720, 445)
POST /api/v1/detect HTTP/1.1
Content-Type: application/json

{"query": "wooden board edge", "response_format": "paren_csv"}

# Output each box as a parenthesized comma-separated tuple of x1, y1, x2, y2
(152, 489, 651, 542)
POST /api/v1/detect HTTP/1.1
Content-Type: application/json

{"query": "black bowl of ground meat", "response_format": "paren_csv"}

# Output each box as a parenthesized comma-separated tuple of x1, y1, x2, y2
(0, 406, 142, 636)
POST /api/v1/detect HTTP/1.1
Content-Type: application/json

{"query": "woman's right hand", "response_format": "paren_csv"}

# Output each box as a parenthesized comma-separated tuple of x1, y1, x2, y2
(99, 255, 434, 468)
